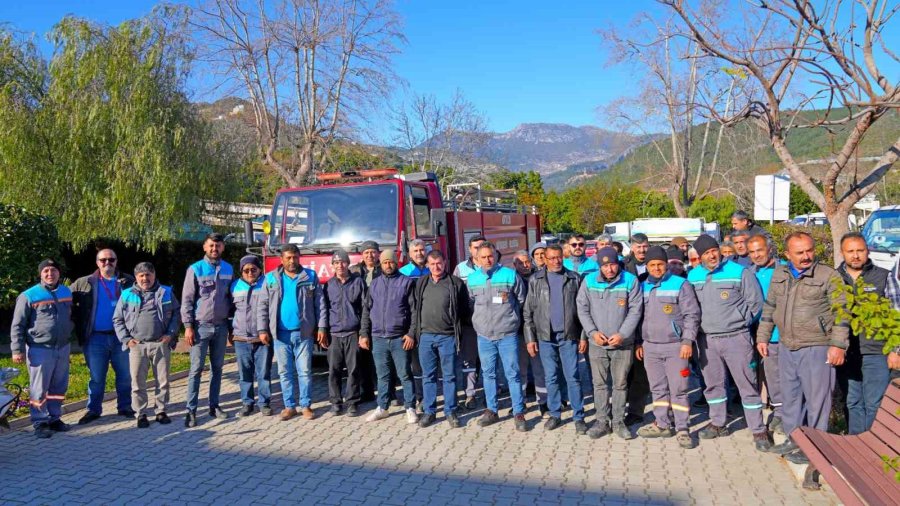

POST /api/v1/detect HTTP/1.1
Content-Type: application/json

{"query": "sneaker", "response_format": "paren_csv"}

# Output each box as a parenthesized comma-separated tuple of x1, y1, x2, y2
(753, 431, 773, 452)
(346, 404, 359, 417)
(477, 410, 500, 427)
(637, 422, 675, 438)
(330, 404, 343, 416)
(613, 422, 635, 440)
(698, 424, 728, 439)
(785, 450, 809, 465)
(48, 420, 70, 432)
(118, 409, 136, 419)
(279, 408, 297, 421)
(544, 416, 562, 431)
(34, 423, 53, 439)
(209, 406, 229, 419)
(418, 413, 435, 428)
(768, 416, 785, 436)
(238, 405, 255, 417)
(78, 412, 101, 425)
(623, 413, 644, 426)
(676, 430, 696, 449)
(514, 414, 528, 432)
(184, 410, 197, 427)
(574, 420, 588, 436)
(405, 408, 418, 424)
(588, 422, 611, 439)
(538, 403, 549, 419)
(447, 412, 461, 428)
(155, 412, 171, 425)
(261, 405, 273, 417)
(770, 440, 799, 455)
(137, 415, 150, 429)
(301, 407, 315, 420)
(366, 406, 389, 422)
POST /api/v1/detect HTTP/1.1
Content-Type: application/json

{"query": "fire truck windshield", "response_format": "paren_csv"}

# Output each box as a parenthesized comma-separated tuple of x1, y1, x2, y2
(268, 183, 399, 249)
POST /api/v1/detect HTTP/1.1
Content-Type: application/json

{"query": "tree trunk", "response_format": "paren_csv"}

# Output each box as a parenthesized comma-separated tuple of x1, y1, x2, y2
(672, 192, 688, 218)
(827, 207, 851, 267)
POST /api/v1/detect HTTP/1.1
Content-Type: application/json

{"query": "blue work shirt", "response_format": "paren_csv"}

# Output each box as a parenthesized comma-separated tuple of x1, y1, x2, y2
(94, 277, 118, 332)
(278, 273, 302, 331)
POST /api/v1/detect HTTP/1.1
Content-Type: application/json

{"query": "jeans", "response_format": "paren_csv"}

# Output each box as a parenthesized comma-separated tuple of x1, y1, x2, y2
(373, 336, 415, 410)
(477, 334, 525, 415)
(539, 335, 584, 421)
(27, 345, 70, 427)
(85, 331, 131, 414)
(273, 331, 314, 409)
(419, 333, 458, 416)
(845, 353, 891, 435)
(234, 341, 274, 407)
(185, 323, 228, 411)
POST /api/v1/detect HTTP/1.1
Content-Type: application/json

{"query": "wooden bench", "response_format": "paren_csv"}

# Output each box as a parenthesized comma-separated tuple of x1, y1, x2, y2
(793, 378, 900, 505)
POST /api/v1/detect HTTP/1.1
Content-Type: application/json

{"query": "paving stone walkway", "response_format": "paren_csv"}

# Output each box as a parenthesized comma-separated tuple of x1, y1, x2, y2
(0, 362, 837, 505)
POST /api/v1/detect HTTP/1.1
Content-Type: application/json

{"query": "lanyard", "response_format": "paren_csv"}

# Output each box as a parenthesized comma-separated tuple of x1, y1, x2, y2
(99, 277, 118, 301)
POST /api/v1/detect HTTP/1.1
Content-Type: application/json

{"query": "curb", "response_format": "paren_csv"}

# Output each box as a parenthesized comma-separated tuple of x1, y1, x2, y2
(8, 357, 237, 431)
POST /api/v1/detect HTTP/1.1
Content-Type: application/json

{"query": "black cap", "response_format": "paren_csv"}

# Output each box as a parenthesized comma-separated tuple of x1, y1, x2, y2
(693, 235, 719, 258)
(38, 259, 61, 275)
(596, 246, 618, 266)
(239, 255, 262, 270)
(331, 249, 351, 264)
(666, 245, 686, 263)
(645, 246, 668, 263)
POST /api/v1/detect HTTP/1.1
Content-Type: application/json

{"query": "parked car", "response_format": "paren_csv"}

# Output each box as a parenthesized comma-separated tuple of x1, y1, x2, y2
(861, 205, 900, 270)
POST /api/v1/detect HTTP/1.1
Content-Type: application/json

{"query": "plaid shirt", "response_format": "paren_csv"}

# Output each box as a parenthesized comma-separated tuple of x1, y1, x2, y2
(887, 256, 900, 353)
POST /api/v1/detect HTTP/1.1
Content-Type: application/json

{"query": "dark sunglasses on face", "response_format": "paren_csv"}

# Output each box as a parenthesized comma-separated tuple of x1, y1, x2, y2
(98, 258, 117, 264)
(570, 242, 585, 247)
(242, 267, 260, 273)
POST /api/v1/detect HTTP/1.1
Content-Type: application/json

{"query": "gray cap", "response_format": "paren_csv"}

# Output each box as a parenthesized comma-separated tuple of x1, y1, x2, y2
(360, 241, 379, 252)
(529, 242, 547, 257)
(331, 249, 351, 264)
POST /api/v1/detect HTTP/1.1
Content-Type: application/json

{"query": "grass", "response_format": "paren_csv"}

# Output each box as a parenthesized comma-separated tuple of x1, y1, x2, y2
(1, 351, 194, 420)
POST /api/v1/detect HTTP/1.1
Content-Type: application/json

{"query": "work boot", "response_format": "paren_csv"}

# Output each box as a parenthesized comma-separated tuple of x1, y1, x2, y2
(477, 410, 500, 427)
(418, 413, 436, 428)
(753, 431, 773, 452)
(155, 412, 171, 425)
(637, 422, 675, 438)
(261, 405, 273, 416)
(698, 424, 728, 440)
(118, 409, 136, 419)
(184, 410, 197, 427)
(78, 412, 101, 425)
(574, 420, 588, 436)
(279, 408, 297, 421)
(209, 406, 229, 419)
(238, 404, 255, 417)
(48, 420, 70, 432)
(137, 415, 150, 429)
(613, 422, 635, 440)
(514, 414, 528, 432)
(447, 412, 461, 428)
(544, 416, 562, 431)
(785, 450, 809, 465)
(346, 404, 359, 417)
(676, 430, 696, 449)
(588, 421, 611, 439)
(301, 407, 315, 420)
(329, 404, 343, 416)
(34, 423, 53, 439)
(770, 440, 799, 456)
(365, 406, 389, 422)
(768, 416, 785, 436)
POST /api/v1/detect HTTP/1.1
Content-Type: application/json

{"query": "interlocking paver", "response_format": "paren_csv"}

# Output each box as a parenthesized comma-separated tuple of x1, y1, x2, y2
(0, 363, 838, 505)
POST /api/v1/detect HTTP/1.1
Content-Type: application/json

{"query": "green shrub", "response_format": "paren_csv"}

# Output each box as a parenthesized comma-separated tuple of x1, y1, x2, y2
(763, 222, 833, 261)
(0, 205, 63, 309)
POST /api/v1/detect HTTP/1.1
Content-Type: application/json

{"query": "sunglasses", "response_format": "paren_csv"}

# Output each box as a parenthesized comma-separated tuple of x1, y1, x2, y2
(98, 258, 117, 264)
(242, 267, 260, 273)
(569, 242, 585, 247)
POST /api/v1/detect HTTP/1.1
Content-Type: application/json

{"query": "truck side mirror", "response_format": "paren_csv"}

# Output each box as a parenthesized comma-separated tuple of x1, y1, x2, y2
(430, 209, 447, 237)
(243, 219, 256, 246)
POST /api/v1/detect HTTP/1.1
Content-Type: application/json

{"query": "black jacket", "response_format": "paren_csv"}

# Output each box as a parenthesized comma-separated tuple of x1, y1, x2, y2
(71, 271, 135, 345)
(523, 267, 583, 343)
(837, 259, 890, 355)
(323, 273, 367, 336)
(350, 262, 382, 286)
(410, 273, 471, 348)
(623, 255, 649, 282)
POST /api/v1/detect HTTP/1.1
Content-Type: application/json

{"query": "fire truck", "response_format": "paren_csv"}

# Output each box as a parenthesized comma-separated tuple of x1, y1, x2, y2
(245, 169, 542, 280)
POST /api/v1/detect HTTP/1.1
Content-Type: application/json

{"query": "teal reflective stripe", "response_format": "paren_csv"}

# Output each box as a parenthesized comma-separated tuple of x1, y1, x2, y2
(22, 284, 71, 304)
(585, 271, 637, 293)
(707, 397, 728, 405)
(231, 277, 264, 297)
(742, 403, 763, 410)
(120, 289, 142, 308)
(564, 257, 599, 274)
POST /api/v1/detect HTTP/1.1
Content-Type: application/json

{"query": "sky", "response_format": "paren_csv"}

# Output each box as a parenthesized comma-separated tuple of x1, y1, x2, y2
(0, 0, 654, 134)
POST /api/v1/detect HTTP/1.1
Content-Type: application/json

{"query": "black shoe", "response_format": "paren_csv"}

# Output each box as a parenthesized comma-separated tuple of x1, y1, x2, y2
(699, 424, 728, 440)
(614, 422, 635, 440)
(155, 412, 171, 425)
(753, 431, 772, 452)
(538, 403, 549, 418)
(785, 450, 809, 465)
(692, 397, 708, 408)
(574, 420, 589, 436)
(34, 423, 53, 439)
(477, 410, 500, 427)
(78, 412, 101, 425)
(447, 412, 461, 428)
(238, 405, 254, 418)
(623, 413, 644, 426)
(770, 440, 799, 455)
(137, 415, 150, 428)
(359, 392, 377, 403)
(418, 413, 436, 428)
(544, 416, 562, 431)
(588, 422, 611, 439)
(209, 406, 229, 419)
(330, 404, 343, 416)
(118, 409, 136, 419)
(48, 420, 70, 432)
(261, 405, 273, 416)
(184, 410, 197, 428)
(463, 396, 478, 411)
(346, 404, 359, 417)
(514, 414, 528, 432)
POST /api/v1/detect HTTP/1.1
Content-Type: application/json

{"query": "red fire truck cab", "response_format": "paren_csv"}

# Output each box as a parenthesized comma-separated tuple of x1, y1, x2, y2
(253, 170, 542, 281)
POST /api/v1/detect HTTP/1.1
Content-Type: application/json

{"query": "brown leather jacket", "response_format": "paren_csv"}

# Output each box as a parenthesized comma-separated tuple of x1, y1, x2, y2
(757, 262, 849, 351)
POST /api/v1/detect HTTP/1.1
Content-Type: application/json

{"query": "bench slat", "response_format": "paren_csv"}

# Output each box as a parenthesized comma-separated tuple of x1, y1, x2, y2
(819, 431, 900, 502)
(885, 381, 900, 404)
(805, 429, 897, 505)
(871, 419, 900, 455)
(879, 396, 900, 422)
(794, 428, 866, 506)
(858, 432, 896, 463)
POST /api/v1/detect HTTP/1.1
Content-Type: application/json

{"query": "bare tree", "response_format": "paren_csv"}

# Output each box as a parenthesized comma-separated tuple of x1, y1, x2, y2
(601, 13, 757, 217)
(192, 0, 404, 186)
(392, 89, 494, 185)
(660, 0, 900, 262)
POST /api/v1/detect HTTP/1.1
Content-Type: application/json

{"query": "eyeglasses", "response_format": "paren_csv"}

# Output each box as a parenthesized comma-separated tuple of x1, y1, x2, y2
(242, 267, 260, 273)
(98, 258, 117, 264)
(569, 242, 585, 247)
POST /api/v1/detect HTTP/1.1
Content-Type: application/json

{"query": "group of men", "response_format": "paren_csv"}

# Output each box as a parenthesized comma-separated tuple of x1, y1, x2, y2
(10, 218, 900, 466)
